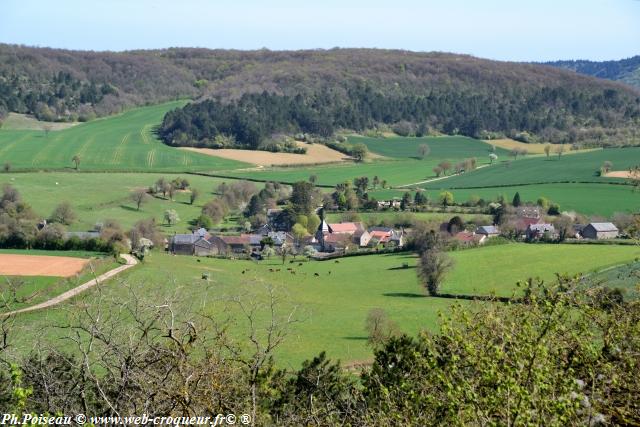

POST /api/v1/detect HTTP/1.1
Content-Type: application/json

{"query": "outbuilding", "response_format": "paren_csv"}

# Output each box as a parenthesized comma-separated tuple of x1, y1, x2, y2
(581, 223, 619, 240)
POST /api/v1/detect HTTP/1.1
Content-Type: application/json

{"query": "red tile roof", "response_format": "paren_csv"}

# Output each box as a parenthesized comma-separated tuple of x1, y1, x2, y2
(327, 222, 363, 233)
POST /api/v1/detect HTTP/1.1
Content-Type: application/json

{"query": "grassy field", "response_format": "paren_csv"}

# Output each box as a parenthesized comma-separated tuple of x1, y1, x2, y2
(425, 147, 639, 189)
(0, 172, 242, 232)
(224, 136, 512, 187)
(442, 183, 639, 216)
(9, 243, 639, 366)
(7, 251, 463, 367)
(0, 102, 248, 172)
(443, 244, 640, 297)
(350, 135, 510, 160)
(365, 182, 638, 217)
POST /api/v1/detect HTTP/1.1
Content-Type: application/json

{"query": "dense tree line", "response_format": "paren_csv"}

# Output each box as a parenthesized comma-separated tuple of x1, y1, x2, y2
(2, 44, 639, 146)
(159, 83, 640, 148)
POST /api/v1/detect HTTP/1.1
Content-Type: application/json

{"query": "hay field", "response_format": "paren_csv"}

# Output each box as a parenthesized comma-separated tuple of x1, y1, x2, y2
(180, 142, 351, 166)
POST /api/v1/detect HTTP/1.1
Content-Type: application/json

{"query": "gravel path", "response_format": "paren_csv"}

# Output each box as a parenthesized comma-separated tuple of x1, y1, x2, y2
(1, 254, 138, 317)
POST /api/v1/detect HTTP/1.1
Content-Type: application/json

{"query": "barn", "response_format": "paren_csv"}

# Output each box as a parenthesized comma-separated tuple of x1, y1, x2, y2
(170, 234, 198, 255)
(581, 223, 619, 240)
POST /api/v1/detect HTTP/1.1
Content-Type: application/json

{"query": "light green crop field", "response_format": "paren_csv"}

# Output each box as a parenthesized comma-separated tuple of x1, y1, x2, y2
(8, 252, 465, 367)
(424, 147, 639, 189)
(0, 172, 246, 232)
(349, 135, 510, 160)
(443, 244, 640, 297)
(0, 102, 248, 172)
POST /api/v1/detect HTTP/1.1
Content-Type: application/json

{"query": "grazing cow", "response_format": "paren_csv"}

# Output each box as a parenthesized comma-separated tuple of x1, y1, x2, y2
(242, 270, 245, 274)
(328, 271, 331, 275)
(335, 260, 340, 263)
(269, 268, 274, 272)
(290, 270, 296, 275)
(298, 263, 303, 266)
(314, 273, 320, 277)
(197, 259, 201, 263)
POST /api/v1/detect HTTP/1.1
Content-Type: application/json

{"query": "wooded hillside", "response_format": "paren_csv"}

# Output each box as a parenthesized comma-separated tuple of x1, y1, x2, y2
(1, 44, 639, 147)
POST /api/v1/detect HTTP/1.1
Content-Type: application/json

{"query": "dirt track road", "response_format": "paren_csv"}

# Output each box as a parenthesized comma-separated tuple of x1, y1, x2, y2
(1, 254, 138, 317)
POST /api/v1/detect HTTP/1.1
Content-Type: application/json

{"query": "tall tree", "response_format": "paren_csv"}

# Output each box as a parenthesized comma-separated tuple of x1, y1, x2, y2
(512, 192, 522, 207)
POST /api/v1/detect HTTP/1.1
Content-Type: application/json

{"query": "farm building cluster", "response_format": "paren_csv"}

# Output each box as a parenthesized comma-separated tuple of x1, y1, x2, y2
(444, 205, 620, 246)
(169, 219, 405, 257)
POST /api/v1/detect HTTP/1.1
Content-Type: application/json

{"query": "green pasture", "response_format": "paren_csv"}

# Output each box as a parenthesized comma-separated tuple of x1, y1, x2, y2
(9, 252, 463, 367)
(368, 182, 638, 217)
(0, 172, 242, 232)
(224, 135, 513, 187)
(425, 147, 639, 189)
(224, 159, 447, 187)
(349, 135, 509, 160)
(443, 243, 640, 297)
(9, 243, 639, 366)
(0, 102, 248, 172)
(444, 183, 639, 217)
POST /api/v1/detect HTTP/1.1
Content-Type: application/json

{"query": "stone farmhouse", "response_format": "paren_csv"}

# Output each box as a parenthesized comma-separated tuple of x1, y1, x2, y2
(526, 223, 557, 240)
(169, 228, 294, 257)
(315, 220, 404, 252)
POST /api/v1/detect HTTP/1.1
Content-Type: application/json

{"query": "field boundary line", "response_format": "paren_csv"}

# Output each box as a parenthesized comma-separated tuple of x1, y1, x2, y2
(1, 254, 138, 317)
(423, 179, 635, 190)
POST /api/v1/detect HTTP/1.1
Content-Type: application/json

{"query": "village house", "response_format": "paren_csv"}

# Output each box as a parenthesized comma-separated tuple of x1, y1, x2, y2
(315, 219, 405, 252)
(368, 226, 404, 248)
(475, 225, 500, 238)
(170, 228, 226, 256)
(453, 231, 486, 246)
(315, 220, 370, 252)
(526, 223, 557, 240)
(581, 222, 619, 240)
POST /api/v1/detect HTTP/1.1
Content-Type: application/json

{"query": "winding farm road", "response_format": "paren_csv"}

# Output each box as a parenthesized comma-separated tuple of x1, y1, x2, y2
(1, 254, 138, 317)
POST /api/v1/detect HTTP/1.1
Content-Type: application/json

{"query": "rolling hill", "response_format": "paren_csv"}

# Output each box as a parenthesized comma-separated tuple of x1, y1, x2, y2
(2, 45, 639, 148)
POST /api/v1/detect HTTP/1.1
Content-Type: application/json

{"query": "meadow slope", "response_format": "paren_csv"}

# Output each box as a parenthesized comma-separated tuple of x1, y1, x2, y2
(0, 102, 248, 172)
